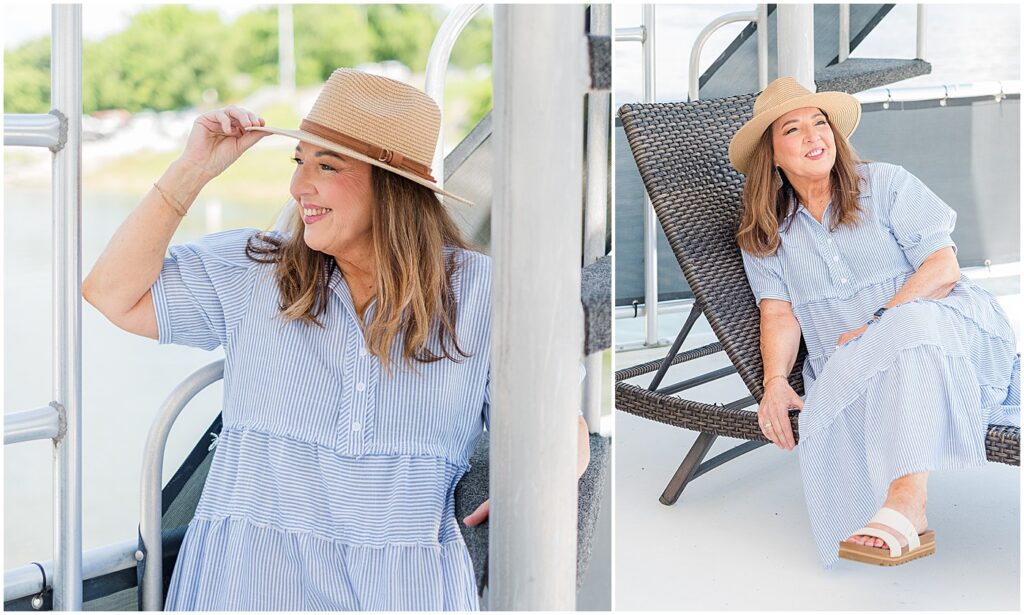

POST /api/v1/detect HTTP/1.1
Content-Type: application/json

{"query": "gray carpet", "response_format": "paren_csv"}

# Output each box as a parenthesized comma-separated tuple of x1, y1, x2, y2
(454, 432, 612, 596)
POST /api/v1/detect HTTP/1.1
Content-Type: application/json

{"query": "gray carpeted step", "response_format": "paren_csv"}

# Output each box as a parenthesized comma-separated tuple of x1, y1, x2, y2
(582, 255, 612, 354)
(816, 57, 932, 94)
(454, 431, 612, 596)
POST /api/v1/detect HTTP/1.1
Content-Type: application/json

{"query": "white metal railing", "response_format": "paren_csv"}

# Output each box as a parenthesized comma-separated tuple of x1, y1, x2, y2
(839, 4, 850, 62)
(139, 360, 225, 611)
(689, 5, 768, 101)
(615, 5, 661, 347)
(3, 112, 64, 148)
(857, 81, 1020, 105)
(5, 538, 139, 606)
(839, 4, 927, 64)
(2, 5, 84, 610)
(424, 4, 485, 188)
(4, 403, 62, 445)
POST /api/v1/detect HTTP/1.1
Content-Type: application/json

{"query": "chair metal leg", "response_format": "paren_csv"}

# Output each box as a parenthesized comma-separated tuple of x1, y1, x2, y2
(648, 301, 703, 391)
(659, 432, 717, 506)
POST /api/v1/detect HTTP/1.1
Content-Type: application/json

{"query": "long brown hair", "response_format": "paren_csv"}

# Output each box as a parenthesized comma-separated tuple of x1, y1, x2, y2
(245, 166, 472, 369)
(736, 111, 864, 256)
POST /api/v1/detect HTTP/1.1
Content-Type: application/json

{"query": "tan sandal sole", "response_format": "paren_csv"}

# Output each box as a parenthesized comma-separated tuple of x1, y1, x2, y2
(838, 530, 936, 566)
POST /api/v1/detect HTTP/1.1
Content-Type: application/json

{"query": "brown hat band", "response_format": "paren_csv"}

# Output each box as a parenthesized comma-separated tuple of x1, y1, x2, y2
(300, 118, 436, 182)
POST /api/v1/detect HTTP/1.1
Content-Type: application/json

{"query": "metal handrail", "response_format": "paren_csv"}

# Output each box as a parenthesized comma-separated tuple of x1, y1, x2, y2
(857, 80, 1020, 104)
(5, 538, 138, 604)
(3, 112, 64, 149)
(688, 7, 768, 101)
(615, 5, 661, 347)
(424, 4, 485, 189)
(4, 404, 61, 444)
(139, 360, 225, 611)
(2, 5, 84, 609)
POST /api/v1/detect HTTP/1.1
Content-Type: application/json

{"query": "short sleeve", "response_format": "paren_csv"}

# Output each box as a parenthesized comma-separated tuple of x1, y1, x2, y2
(883, 165, 958, 269)
(151, 228, 266, 350)
(740, 248, 791, 307)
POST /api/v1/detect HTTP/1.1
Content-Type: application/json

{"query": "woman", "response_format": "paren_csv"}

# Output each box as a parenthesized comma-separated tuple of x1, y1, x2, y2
(729, 77, 1020, 568)
(83, 68, 589, 610)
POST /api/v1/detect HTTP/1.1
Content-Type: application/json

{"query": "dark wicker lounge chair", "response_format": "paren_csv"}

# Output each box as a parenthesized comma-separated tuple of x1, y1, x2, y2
(615, 93, 1021, 506)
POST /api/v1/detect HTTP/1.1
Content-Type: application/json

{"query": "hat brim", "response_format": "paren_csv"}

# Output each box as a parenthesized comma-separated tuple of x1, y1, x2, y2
(728, 91, 862, 175)
(244, 125, 475, 206)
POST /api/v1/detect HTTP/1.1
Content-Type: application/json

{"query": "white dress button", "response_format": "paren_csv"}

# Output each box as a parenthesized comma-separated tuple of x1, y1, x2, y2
(840, 277, 848, 284)
(352, 421, 362, 432)
(359, 347, 368, 357)
(833, 256, 839, 262)
(355, 382, 366, 392)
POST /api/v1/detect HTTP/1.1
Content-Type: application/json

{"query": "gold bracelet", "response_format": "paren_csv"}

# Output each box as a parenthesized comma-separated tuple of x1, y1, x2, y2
(763, 374, 788, 387)
(153, 182, 188, 217)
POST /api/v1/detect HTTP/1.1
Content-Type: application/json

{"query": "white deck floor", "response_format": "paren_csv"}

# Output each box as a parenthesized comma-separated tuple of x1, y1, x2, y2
(613, 274, 1021, 610)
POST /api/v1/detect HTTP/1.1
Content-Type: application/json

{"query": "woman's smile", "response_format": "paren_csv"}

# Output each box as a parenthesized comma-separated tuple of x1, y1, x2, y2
(301, 202, 332, 224)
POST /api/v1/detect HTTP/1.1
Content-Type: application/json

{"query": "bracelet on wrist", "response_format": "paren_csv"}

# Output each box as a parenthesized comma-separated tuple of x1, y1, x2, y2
(763, 374, 788, 387)
(153, 182, 188, 217)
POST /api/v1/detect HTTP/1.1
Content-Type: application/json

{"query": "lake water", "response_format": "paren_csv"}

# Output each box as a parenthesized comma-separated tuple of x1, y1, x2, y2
(3, 180, 286, 567)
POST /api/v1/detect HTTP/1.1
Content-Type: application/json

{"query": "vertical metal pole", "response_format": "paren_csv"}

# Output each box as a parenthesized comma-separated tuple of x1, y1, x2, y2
(757, 5, 769, 90)
(838, 4, 850, 62)
(916, 4, 927, 60)
(777, 4, 816, 90)
(641, 4, 659, 345)
(278, 4, 295, 94)
(491, 4, 583, 609)
(51, 4, 83, 610)
(582, 4, 610, 431)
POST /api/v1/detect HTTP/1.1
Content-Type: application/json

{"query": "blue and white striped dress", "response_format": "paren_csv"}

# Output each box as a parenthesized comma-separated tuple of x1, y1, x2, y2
(741, 162, 1020, 568)
(153, 228, 490, 609)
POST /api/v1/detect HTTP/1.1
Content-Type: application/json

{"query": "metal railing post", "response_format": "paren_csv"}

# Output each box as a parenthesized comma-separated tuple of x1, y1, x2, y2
(50, 4, 83, 610)
(583, 4, 611, 431)
(916, 4, 927, 60)
(689, 9, 762, 101)
(757, 5, 769, 91)
(139, 361, 226, 611)
(424, 4, 485, 188)
(777, 4, 816, 90)
(641, 4, 659, 346)
(491, 4, 584, 609)
(839, 4, 850, 62)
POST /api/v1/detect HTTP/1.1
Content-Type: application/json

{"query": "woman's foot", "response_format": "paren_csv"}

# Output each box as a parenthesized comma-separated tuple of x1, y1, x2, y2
(846, 471, 929, 550)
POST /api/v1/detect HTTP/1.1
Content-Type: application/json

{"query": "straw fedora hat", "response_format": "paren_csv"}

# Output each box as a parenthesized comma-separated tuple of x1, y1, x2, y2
(245, 67, 472, 205)
(728, 76, 861, 175)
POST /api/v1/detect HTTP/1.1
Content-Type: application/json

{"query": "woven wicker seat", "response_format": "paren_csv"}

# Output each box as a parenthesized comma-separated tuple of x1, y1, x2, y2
(615, 94, 1020, 505)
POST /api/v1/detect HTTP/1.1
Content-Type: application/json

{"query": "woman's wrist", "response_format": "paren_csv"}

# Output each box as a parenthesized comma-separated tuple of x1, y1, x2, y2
(160, 158, 213, 213)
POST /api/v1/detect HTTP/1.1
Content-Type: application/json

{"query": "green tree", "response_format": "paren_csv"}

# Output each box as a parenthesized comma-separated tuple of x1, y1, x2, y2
(293, 5, 375, 84)
(3, 37, 51, 113)
(226, 7, 279, 91)
(366, 5, 438, 72)
(449, 12, 492, 70)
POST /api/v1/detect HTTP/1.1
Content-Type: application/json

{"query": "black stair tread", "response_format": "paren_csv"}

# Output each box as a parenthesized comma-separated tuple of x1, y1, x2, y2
(816, 57, 932, 94)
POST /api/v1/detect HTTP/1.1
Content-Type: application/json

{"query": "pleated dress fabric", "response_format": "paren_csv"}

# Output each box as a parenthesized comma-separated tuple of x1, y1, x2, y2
(153, 228, 490, 610)
(741, 162, 1020, 568)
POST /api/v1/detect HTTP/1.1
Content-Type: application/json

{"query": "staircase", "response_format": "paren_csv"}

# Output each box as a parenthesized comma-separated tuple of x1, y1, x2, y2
(698, 4, 931, 97)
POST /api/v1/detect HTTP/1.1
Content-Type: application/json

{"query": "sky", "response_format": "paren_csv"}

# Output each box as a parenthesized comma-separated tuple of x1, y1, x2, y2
(3, 3, 257, 49)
